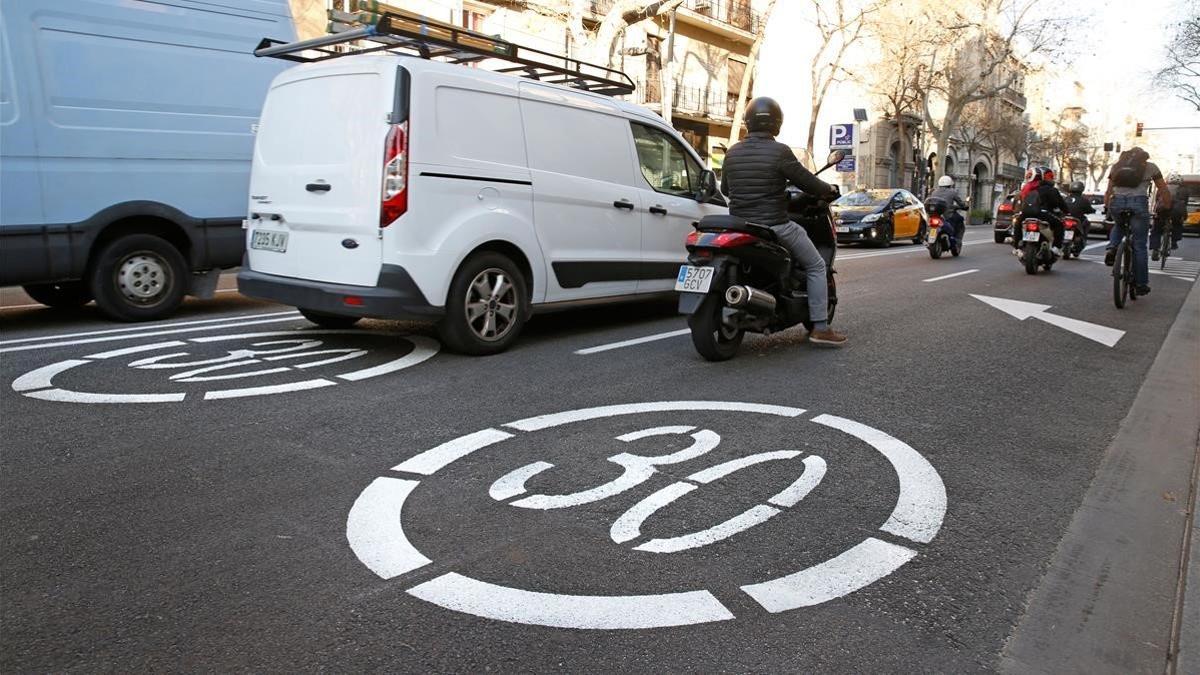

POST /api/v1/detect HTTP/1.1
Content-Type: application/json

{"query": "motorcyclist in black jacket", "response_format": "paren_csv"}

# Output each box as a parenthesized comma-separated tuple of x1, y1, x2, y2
(719, 97, 845, 346)
(1016, 166, 1069, 256)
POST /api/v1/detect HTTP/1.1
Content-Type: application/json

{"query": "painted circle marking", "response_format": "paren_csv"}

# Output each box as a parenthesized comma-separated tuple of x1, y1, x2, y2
(346, 401, 947, 629)
(11, 330, 438, 403)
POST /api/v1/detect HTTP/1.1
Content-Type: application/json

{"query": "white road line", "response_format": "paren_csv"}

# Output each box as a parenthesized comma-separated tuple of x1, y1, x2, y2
(406, 572, 735, 629)
(923, 269, 979, 283)
(574, 328, 691, 355)
(1081, 241, 1108, 252)
(345, 477, 433, 579)
(23, 388, 187, 404)
(740, 537, 917, 612)
(202, 378, 336, 400)
(837, 237, 992, 261)
(812, 414, 946, 544)
(506, 401, 806, 432)
(0, 316, 303, 354)
(0, 302, 52, 311)
(0, 310, 298, 346)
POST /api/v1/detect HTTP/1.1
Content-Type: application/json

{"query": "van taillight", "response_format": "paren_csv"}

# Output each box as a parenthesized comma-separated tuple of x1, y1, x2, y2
(380, 121, 408, 227)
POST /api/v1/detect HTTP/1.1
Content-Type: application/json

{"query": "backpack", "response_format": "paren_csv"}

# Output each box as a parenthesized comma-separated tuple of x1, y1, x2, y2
(1110, 149, 1149, 188)
(1020, 184, 1043, 211)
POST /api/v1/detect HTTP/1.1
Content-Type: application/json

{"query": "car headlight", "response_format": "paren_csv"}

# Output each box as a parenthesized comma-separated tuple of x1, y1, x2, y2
(861, 213, 882, 223)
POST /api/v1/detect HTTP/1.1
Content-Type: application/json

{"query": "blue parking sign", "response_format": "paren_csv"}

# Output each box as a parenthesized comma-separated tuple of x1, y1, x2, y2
(829, 124, 854, 148)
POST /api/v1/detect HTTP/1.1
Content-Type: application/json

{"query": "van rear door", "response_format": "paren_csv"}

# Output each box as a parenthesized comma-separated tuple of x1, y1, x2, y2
(246, 64, 395, 287)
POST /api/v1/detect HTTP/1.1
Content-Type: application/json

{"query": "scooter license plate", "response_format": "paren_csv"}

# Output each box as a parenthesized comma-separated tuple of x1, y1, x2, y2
(675, 265, 714, 294)
(927, 230, 939, 243)
(1063, 230, 1074, 241)
(1022, 230, 1041, 242)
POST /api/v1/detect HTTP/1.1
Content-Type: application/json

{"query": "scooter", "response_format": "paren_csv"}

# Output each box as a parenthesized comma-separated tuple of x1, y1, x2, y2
(1015, 216, 1059, 274)
(1062, 216, 1085, 259)
(677, 151, 844, 361)
(924, 199, 962, 259)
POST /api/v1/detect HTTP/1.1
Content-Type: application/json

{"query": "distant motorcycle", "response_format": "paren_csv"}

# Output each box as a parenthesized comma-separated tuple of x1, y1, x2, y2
(1015, 215, 1059, 274)
(677, 151, 844, 361)
(924, 199, 962, 259)
(1062, 216, 1085, 259)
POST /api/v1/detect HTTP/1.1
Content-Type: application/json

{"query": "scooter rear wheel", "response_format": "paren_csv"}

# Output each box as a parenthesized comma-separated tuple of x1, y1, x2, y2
(689, 294, 744, 361)
(1023, 243, 1039, 275)
(929, 240, 942, 259)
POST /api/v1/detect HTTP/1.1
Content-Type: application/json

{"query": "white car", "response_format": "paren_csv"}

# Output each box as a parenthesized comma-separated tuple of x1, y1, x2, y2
(238, 51, 724, 354)
(1084, 192, 1108, 234)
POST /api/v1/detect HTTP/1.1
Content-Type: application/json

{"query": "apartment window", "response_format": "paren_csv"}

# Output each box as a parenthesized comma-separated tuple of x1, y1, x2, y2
(727, 58, 746, 117)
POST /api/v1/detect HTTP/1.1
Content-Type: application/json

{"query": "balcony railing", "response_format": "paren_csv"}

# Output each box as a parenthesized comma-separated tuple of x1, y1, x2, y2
(682, 0, 762, 34)
(1001, 88, 1027, 110)
(633, 80, 734, 121)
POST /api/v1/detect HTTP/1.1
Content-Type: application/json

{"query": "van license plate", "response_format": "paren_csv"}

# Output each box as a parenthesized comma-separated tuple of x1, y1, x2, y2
(251, 230, 288, 253)
(1022, 230, 1041, 242)
(675, 265, 713, 294)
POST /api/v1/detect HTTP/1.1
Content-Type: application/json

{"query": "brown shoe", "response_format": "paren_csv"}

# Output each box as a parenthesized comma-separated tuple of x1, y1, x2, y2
(808, 327, 847, 347)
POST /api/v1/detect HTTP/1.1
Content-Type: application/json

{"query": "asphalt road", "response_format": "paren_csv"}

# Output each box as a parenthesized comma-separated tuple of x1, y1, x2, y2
(2, 231, 1198, 672)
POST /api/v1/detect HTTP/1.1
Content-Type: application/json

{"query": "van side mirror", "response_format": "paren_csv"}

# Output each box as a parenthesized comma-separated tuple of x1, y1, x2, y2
(697, 169, 718, 202)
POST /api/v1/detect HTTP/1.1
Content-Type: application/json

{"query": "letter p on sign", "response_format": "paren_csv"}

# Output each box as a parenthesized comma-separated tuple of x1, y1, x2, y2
(829, 124, 854, 149)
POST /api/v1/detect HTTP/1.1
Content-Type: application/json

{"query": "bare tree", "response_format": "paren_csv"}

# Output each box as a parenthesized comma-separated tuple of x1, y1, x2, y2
(566, 0, 686, 67)
(916, 0, 1064, 181)
(1087, 146, 1114, 192)
(801, 0, 882, 167)
(1155, 8, 1200, 111)
(727, 0, 780, 146)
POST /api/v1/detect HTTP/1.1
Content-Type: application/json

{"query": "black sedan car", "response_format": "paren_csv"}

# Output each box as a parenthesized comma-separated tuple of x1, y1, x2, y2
(831, 189, 927, 246)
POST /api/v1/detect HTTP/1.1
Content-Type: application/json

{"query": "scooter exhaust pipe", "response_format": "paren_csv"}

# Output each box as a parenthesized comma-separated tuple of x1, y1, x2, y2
(725, 285, 776, 314)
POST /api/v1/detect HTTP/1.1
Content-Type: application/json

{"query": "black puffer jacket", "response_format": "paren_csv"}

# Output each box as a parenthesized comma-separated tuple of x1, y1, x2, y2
(720, 131, 835, 226)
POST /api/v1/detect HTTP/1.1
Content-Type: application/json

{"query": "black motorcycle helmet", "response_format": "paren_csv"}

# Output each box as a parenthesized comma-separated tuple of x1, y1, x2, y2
(1069, 181, 1085, 194)
(744, 97, 783, 135)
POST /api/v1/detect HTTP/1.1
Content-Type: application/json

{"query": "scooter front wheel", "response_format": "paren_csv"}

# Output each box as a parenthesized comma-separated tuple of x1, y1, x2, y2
(689, 293, 744, 361)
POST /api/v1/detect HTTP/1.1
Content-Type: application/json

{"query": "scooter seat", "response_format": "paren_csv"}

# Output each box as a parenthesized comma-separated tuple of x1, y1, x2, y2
(695, 215, 778, 241)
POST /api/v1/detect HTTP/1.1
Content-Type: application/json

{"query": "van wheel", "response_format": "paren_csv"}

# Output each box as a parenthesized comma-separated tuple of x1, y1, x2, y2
(439, 252, 528, 355)
(89, 234, 188, 322)
(299, 309, 361, 329)
(22, 282, 93, 308)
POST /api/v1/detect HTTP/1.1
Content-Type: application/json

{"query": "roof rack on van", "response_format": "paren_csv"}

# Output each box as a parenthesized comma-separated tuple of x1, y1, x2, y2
(254, 7, 635, 97)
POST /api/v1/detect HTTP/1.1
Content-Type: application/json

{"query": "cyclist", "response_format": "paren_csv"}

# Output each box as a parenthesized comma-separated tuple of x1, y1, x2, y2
(1104, 147, 1171, 295)
(1152, 172, 1190, 260)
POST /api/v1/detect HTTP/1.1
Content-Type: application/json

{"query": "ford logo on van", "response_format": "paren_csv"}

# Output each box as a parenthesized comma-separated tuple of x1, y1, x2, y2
(341, 239, 359, 250)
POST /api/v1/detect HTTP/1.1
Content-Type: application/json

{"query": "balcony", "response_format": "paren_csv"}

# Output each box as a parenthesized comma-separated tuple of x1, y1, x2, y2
(1001, 88, 1027, 111)
(633, 80, 734, 122)
(681, 0, 762, 34)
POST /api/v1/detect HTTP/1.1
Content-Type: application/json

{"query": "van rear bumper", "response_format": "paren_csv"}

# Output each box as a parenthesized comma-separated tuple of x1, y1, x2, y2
(237, 264, 442, 319)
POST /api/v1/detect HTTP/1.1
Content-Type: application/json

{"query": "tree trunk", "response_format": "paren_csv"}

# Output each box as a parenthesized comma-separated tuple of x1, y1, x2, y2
(727, 0, 779, 147)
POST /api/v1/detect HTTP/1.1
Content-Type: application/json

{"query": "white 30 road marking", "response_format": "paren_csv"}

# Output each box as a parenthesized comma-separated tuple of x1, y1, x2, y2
(0, 312, 303, 354)
(12, 331, 439, 403)
(346, 401, 946, 629)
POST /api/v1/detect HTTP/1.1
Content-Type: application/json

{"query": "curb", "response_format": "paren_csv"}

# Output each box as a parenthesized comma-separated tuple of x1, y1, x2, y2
(1000, 278, 1200, 674)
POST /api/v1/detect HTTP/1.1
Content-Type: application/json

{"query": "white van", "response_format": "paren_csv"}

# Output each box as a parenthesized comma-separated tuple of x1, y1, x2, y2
(238, 25, 725, 354)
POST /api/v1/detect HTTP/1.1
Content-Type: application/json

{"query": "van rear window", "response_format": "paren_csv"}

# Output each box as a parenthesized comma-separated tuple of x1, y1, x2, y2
(257, 73, 380, 165)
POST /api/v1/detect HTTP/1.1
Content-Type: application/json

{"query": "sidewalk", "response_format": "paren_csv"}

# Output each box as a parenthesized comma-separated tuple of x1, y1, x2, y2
(1001, 278, 1200, 674)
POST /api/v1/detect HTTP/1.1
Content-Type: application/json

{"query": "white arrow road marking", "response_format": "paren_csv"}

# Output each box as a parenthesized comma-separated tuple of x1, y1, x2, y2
(407, 573, 735, 629)
(741, 537, 917, 612)
(970, 294, 1126, 347)
(346, 477, 432, 580)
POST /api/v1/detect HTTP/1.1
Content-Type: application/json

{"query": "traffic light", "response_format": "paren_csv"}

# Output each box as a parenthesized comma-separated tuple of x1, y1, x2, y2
(1104, 142, 1113, 152)
(1136, 122, 1144, 137)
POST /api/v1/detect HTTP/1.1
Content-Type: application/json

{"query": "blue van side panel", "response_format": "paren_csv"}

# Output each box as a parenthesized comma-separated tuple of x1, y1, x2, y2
(0, 0, 295, 286)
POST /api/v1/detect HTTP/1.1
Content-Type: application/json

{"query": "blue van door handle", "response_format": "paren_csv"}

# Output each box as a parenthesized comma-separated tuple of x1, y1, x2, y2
(306, 183, 332, 192)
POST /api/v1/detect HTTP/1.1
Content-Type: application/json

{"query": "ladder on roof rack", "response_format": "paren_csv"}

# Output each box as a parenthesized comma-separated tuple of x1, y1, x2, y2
(254, 6, 635, 97)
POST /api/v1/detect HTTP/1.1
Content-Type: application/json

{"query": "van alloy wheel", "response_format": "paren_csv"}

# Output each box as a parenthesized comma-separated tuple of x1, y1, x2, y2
(464, 268, 518, 342)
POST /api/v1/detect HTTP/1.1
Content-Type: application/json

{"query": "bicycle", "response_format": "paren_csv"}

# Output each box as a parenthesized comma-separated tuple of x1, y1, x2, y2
(1112, 207, 1137, 309)
(1153, 208, 1172, 271)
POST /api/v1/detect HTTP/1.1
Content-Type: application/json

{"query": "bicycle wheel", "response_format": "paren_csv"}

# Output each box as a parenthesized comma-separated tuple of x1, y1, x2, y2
(1161, 237, 1170, 270)
(1113, 238, 1128, 309)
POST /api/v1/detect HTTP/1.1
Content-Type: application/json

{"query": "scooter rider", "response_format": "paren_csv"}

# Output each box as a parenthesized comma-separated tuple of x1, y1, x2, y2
(1016, 166, 1069, 256)
(720, 96, 846, 346)
(1064, 180, 1095, 246)
(926, 175, 968, 244)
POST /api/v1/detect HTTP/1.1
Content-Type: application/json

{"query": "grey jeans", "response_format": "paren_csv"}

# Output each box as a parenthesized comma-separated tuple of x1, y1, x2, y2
(768, 221, 828, 323)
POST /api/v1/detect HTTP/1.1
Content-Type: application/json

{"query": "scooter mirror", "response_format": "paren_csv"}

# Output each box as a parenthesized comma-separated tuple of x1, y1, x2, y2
(827, 150, 847, 165)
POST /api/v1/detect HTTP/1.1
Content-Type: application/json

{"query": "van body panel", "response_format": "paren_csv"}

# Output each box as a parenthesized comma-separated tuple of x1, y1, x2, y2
(518, 82, 643, 301)
(0, 0, 294, 289)
(246, 66, 391, 287)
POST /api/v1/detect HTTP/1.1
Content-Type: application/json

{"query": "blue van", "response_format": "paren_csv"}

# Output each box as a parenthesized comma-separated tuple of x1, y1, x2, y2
(0, 0, 295, 320)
